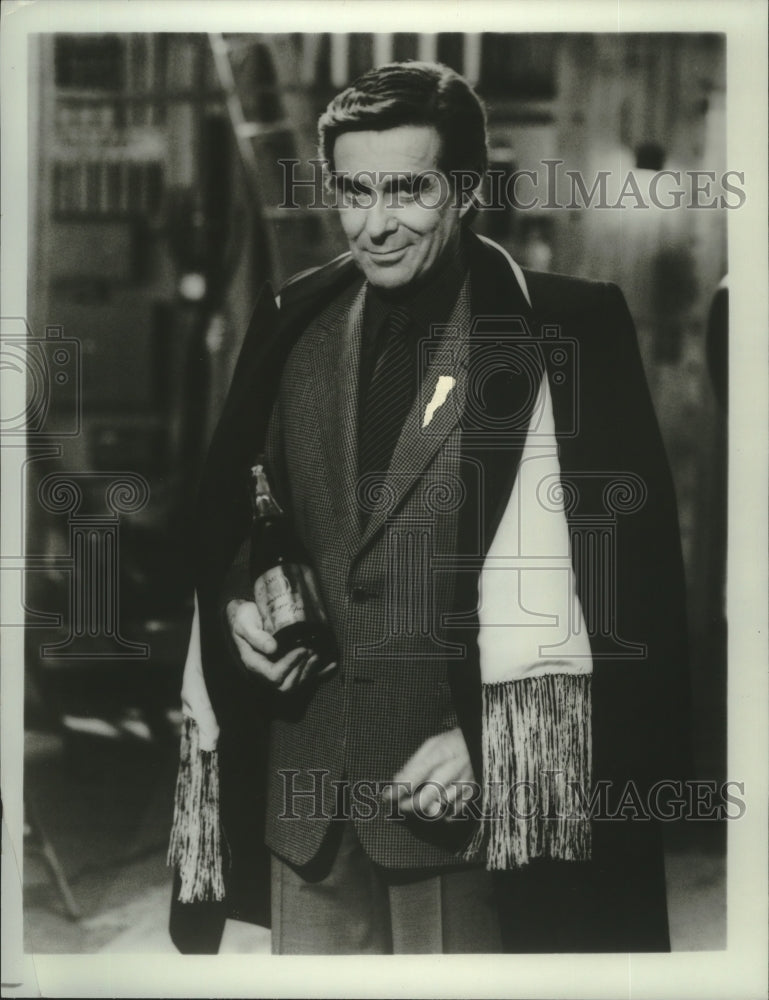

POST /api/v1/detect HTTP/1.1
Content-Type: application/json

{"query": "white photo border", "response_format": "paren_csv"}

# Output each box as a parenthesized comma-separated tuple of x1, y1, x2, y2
(1, 1, 766, 997)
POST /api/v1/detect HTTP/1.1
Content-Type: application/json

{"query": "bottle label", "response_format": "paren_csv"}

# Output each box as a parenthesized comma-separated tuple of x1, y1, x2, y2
(253, 563, 326, 634)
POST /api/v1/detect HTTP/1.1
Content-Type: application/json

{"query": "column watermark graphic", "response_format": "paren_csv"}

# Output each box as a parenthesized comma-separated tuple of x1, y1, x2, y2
(37, 472, 150, 659)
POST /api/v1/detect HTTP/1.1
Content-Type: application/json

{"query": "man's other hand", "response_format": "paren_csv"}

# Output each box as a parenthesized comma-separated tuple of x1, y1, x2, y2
(384, 727, 475, 820)
(225, 599, 336, 692)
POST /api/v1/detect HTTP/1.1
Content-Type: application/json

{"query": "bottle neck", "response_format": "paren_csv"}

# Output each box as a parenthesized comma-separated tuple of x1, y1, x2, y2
(250, 465, 284, 518)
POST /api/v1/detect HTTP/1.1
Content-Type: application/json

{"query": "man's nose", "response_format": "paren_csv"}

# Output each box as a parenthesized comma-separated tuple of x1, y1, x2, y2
(364, 194, 398, 241)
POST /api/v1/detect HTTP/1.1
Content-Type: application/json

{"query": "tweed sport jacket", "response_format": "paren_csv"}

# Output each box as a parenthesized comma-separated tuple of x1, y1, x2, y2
(169, 230, 691, 953)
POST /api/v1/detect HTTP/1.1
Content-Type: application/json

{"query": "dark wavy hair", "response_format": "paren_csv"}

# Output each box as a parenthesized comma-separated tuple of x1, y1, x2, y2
(318, 61, 488, 183)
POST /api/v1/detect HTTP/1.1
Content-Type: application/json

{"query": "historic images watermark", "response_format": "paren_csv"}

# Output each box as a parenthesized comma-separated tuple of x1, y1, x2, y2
(277, 770, 747, 824)
(278, 159, 747, 212)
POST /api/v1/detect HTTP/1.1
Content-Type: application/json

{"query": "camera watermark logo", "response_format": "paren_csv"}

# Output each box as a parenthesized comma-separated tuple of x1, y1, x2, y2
(0, 319, 81, 438)
(414, 315, 579, 443)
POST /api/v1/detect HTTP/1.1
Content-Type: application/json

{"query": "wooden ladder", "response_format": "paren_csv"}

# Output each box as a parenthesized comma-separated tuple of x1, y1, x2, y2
(208, 33, 346, 288)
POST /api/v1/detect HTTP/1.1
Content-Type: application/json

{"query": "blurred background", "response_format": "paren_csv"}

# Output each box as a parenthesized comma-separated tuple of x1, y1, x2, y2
(22, 32, 727, 952)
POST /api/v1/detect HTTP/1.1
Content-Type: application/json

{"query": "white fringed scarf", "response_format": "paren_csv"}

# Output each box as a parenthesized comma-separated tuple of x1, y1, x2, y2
(166, 594, 226, 902)
(464, 371, 593, 868)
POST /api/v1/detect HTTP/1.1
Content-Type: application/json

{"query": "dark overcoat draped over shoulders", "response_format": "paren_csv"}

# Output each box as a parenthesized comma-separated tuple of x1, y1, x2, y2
(169, 230, 691, 954)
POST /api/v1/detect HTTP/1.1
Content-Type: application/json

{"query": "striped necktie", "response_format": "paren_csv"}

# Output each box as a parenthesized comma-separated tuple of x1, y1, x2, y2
(358, 306, 414, 490)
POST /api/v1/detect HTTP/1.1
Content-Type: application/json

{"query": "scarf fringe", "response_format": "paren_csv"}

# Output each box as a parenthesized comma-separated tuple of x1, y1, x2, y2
(464, 673, 592, 870)
(167, 716, 226, 902)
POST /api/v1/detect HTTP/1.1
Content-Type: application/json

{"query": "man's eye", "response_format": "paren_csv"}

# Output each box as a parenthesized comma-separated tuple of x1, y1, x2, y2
(341, 187, 372, 208)
(415, 177, 442, 202)
(389, 180, 422, 204)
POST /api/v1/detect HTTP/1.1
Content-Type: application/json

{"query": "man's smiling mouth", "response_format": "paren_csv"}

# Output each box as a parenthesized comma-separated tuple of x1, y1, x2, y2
(367, 247, 408, 260)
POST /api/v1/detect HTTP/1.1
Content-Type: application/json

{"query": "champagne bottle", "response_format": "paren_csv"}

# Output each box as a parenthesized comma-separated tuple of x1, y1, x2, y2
(248, 460, 335, 665)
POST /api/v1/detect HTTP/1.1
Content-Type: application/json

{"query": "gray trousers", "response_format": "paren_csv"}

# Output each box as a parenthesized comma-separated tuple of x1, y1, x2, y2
(270, 821, 502, 954)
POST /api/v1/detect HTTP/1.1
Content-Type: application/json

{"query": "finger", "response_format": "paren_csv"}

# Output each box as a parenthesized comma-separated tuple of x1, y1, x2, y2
(390, 735, 445, 789)
(277, 653, 309, 692)
(236, 641, 307, 685)
(429, 755, 474, 788)
(230, 602, 278, 657)
(277, 663, 301, 693)
(440, 779, 467, 820)
(395, 754, 472, 816)
(271, 646, 312, 685)
(295, 653, 319, 687)
(402, 773, 475, 819)
(225, 598, 247, 626)
(398, 779, 449, 817)
(444, 779, 478, 821)
(393, 737, 453, 799)
(227, 598, 264, 633)
(316, 660, 338, 678)
(385, 729, 470, 807)
(429, 761, 474, 817)
(232, 633, 277, 675)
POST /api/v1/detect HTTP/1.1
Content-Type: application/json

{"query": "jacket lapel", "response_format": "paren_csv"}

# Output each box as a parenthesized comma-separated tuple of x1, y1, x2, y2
(356, 277, 472, 554)
(309, 280, 367, 558)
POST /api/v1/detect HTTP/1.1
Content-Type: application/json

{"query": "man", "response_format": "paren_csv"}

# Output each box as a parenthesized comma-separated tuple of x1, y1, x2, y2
(168, 61, 690, 954)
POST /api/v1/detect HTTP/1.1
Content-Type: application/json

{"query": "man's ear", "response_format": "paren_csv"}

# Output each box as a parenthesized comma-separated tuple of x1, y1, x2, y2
(456, 171, 484, 219)
(458, 190, 482, 220)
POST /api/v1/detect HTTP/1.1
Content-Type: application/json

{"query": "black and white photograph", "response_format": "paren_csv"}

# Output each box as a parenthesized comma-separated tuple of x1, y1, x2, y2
(1, 1, 766, 997)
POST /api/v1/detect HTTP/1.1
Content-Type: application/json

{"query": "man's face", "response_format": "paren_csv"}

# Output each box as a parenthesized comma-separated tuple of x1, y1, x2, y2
(331, 125, 471, 292)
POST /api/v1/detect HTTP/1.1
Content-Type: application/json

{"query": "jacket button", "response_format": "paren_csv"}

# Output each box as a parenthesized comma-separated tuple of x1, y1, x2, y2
(350, 587, 371, 603)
